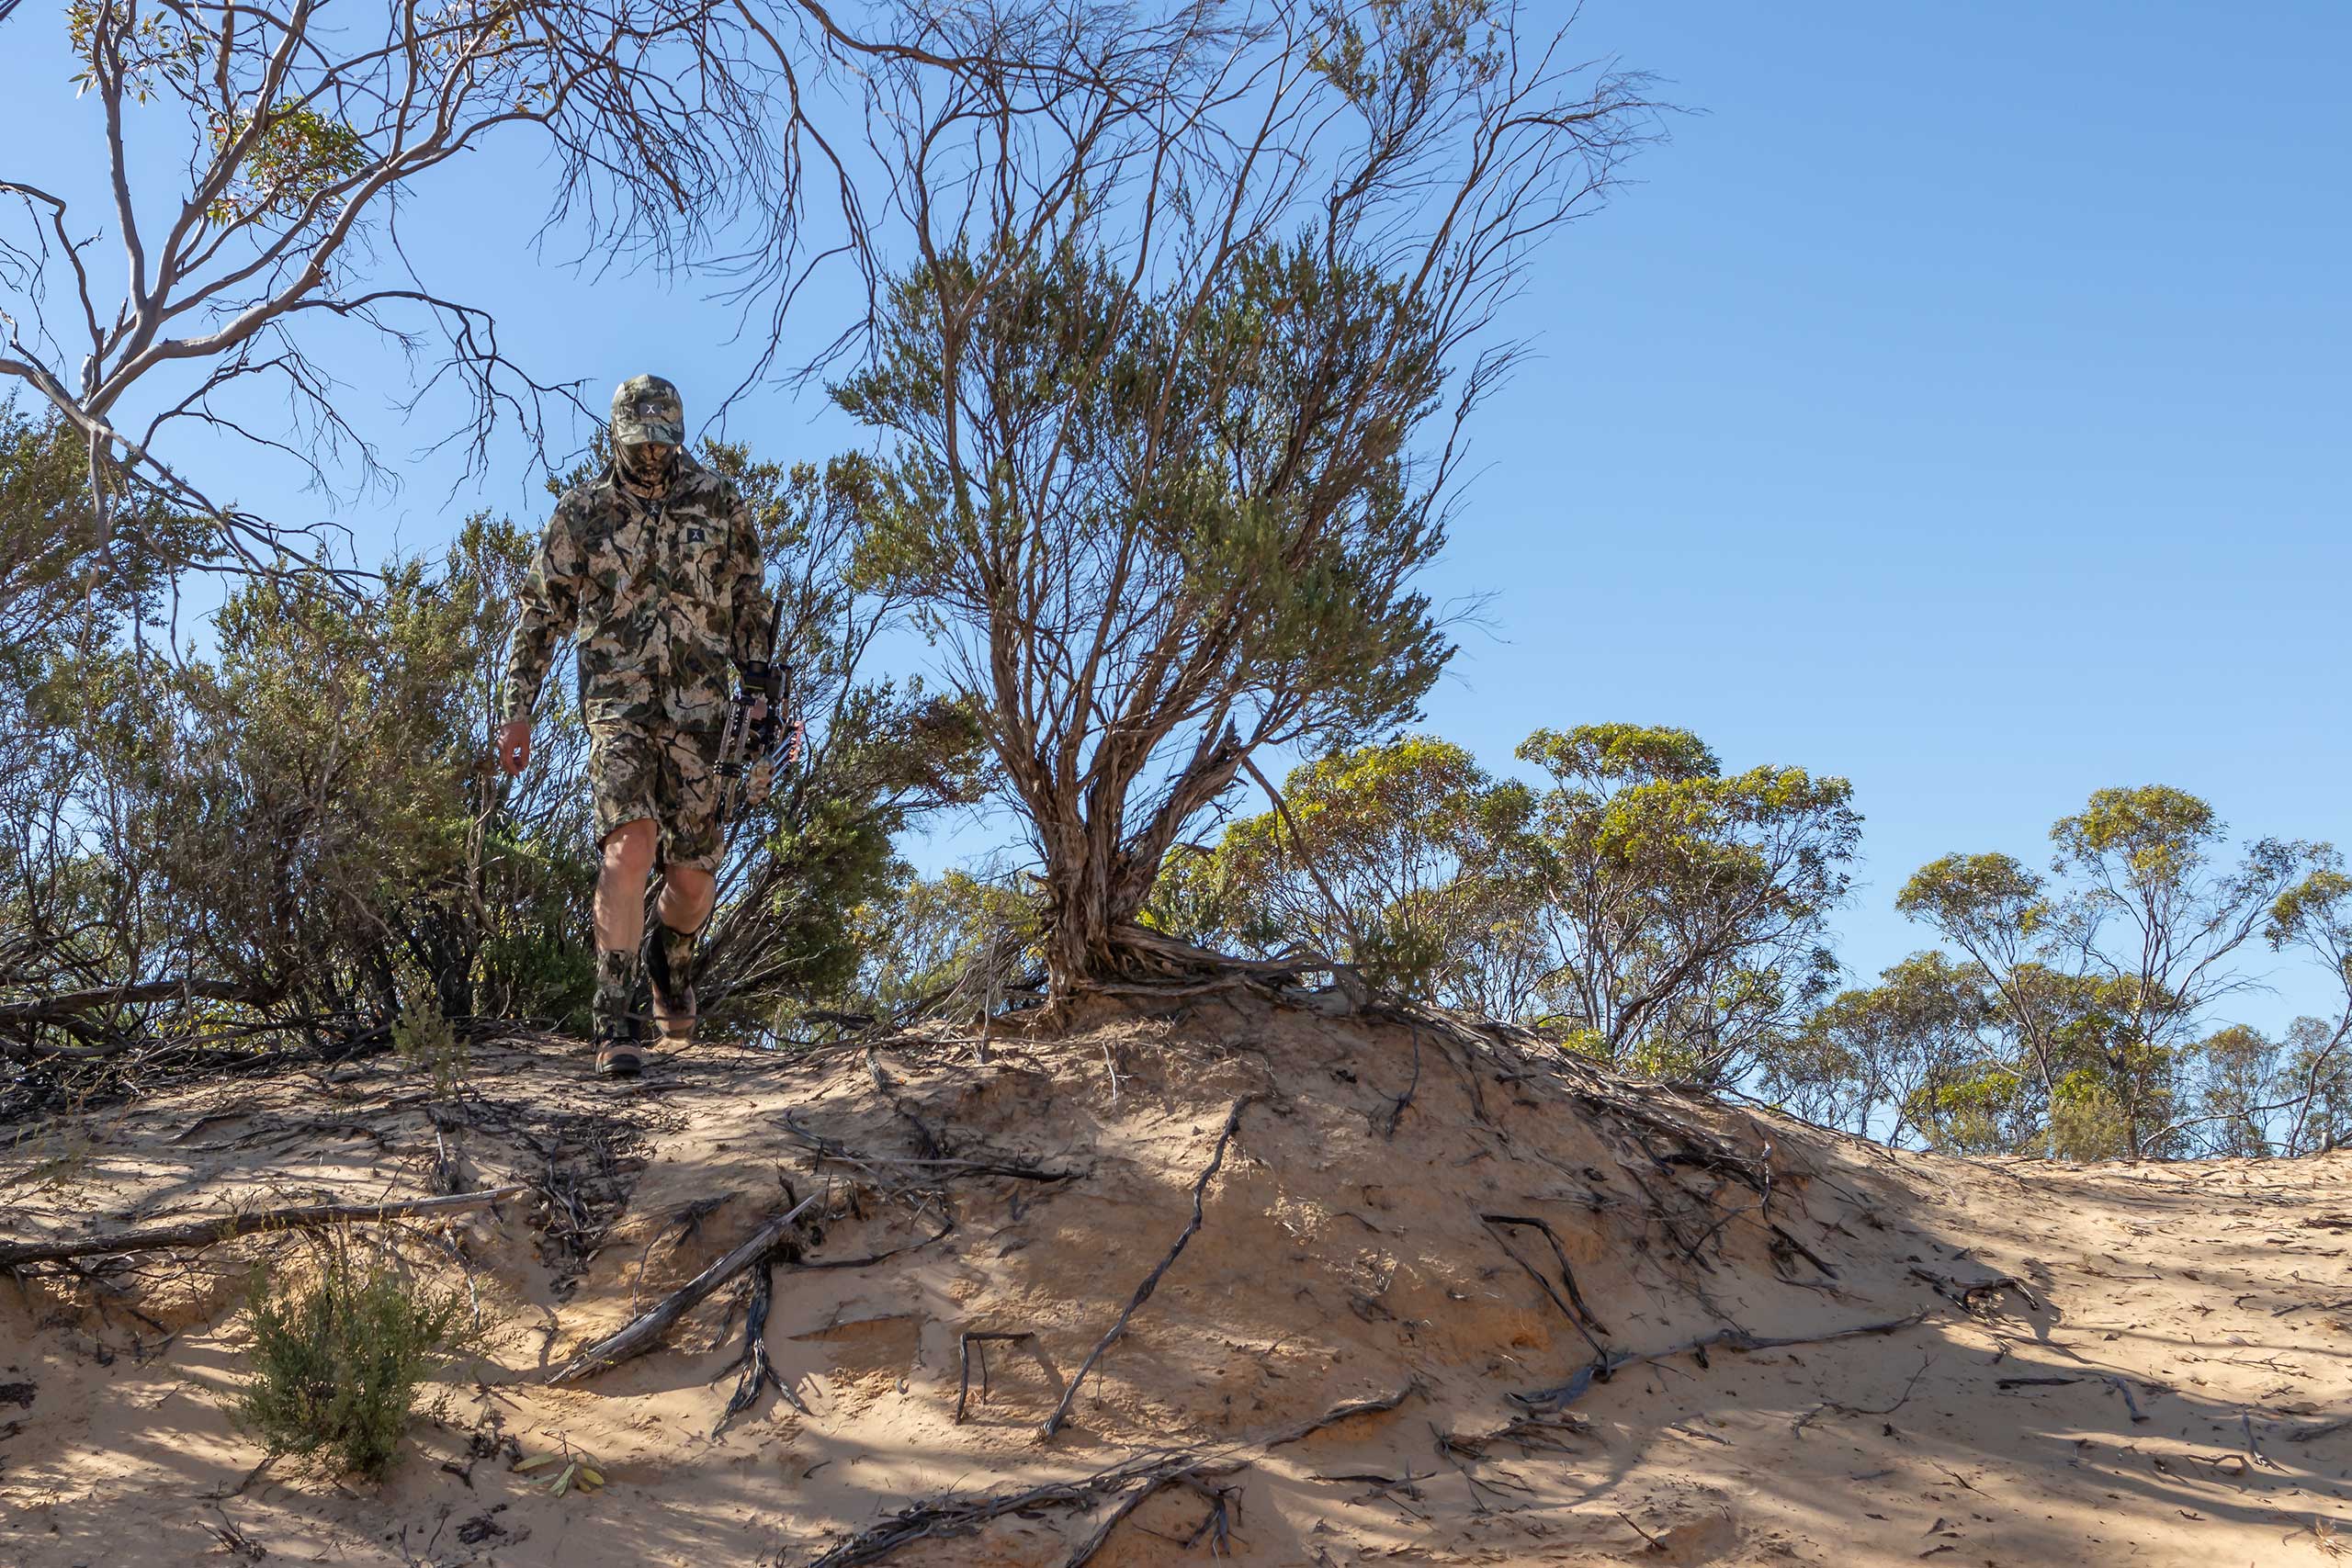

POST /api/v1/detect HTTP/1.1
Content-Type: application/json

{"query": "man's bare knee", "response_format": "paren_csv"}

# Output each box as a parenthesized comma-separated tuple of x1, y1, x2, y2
(601, 819, 656, 876)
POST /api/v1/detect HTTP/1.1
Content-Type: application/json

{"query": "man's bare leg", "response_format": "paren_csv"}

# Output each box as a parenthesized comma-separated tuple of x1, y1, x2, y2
(595, 819, 659, 953)
(592, 819, 657, 1075)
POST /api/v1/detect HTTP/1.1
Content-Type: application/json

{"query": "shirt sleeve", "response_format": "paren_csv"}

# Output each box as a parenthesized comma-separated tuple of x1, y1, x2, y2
(726, 481, 773, 673)
(499, 498, 587, 723)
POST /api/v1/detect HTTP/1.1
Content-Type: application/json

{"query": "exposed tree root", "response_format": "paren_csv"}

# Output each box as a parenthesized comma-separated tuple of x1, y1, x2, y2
(711, 1255, 807, 1435)
(1039, 1094, 1259, 1441)
(805, 1385, 1413, 1567)
(956, 1331, 1038, 1424)
(1908, 1264, 2044, 1314)
(1480, 1213, 1611, 1354)
(1511, 1310, 1931, 1413)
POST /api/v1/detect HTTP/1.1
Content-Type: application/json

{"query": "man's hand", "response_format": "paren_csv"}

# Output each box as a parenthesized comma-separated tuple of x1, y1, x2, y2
(495, 718, 532, 777)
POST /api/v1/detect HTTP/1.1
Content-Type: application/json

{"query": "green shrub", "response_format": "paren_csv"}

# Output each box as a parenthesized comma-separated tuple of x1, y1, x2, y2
(235, 1242, 466, 1480)
(391, 988, 467, 1097)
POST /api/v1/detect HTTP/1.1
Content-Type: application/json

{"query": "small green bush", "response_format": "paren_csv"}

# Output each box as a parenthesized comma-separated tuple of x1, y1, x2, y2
(235, 1242, 466, 1481)
(391, 987, 467, 1097)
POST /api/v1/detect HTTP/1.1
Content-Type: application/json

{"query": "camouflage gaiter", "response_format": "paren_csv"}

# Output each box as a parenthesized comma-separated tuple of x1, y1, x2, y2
(594, 948, 641, 1028)
(647, 921, 696, 1003)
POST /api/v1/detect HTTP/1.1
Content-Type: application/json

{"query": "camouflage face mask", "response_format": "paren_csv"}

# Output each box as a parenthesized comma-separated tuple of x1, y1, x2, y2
(616, 439, 673, 487)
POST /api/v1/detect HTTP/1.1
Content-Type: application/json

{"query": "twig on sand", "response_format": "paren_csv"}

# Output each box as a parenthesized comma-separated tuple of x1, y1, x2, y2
(1908, 1265, 2043, 1314)
(548, 1193, 822, 1384)
(1039, 1095, 1259, 1441)
(956, 1331, 1038, 1424)
(0, 1186, 529, 1270)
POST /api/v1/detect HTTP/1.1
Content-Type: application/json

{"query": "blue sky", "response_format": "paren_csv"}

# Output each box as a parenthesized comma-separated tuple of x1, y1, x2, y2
(3, 2, 2346, 1026)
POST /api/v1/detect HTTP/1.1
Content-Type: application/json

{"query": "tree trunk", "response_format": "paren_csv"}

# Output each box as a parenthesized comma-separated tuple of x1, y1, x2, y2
(1035, 728, 1244, 999)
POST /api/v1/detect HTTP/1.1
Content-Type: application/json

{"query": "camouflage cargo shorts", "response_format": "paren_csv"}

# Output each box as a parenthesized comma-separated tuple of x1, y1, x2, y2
(587, 720, 726, 871)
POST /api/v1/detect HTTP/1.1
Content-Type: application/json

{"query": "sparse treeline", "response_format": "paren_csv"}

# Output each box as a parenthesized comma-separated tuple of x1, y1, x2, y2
(1144, 735, 2348, 1161)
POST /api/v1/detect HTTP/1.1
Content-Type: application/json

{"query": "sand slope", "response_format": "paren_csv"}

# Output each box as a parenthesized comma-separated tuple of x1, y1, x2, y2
(2, 995, 2348, 1567)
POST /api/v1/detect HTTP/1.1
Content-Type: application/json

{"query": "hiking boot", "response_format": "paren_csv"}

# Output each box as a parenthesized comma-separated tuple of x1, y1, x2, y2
(645, 920, 698, 1047)
(594, 1020, 644, 1077)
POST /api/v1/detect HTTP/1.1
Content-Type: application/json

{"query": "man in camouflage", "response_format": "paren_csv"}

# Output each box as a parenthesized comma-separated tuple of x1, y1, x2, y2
(495, 375, 772, 1076)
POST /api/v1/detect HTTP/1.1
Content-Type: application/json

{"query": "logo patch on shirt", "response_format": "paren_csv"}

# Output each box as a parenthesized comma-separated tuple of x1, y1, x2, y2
(686, 527, 705, 543)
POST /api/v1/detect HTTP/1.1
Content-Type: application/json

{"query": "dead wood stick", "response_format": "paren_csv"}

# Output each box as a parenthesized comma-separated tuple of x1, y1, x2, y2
(1261, 1382, 1418, 1448)
(0, 976, 258, 1021)
(0, 1186, 528, 1269)
(548, 1192, 821, 1384)
(1038, 1095, 1258, 1441)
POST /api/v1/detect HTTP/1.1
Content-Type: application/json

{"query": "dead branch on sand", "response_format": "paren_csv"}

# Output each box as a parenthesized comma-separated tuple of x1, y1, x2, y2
(548, 1193, 823, 1384)
(0, 1186, 528, 1270)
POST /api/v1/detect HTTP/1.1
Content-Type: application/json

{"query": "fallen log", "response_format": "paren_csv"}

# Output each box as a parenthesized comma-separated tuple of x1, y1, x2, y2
(0, 1186, 530, 1270)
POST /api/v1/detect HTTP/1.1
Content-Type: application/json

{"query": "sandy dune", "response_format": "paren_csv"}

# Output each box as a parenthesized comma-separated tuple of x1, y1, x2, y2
(2, 996, 2347, 1566)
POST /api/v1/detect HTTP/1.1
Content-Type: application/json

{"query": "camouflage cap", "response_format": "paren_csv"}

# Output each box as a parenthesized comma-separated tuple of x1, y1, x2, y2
(611, 374, 684, 447)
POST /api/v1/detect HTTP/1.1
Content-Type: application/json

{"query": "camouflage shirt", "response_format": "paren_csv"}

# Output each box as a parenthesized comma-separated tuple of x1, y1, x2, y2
(500, 451, 769, 730)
